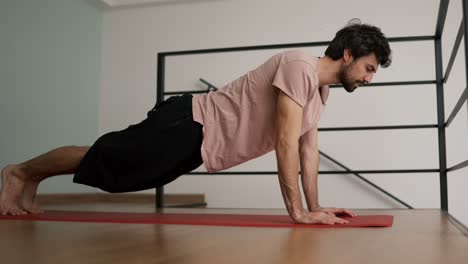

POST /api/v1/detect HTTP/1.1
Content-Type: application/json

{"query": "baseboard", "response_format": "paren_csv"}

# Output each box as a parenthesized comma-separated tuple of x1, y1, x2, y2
(37, 193, 206, 207)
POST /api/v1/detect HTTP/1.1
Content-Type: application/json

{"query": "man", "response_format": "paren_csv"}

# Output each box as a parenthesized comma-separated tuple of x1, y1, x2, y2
(0, 23, 391, 224)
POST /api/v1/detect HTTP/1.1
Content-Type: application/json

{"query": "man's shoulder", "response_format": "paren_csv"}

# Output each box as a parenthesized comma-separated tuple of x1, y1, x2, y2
(281, 50, 316, 62)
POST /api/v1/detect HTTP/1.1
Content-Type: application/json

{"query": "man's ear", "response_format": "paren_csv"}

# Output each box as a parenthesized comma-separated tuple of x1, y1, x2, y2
(343, 48, 354, 64)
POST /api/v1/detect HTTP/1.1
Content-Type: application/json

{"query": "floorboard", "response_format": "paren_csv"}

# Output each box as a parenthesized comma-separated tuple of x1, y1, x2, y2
(1, 204, 467, 264)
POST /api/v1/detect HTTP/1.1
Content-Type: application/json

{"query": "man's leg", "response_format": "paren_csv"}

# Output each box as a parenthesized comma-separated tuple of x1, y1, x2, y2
(0, 146, 89, 215)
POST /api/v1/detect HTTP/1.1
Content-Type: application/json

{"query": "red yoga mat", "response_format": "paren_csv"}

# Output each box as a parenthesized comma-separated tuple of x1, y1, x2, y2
(0, 210, 393, 228)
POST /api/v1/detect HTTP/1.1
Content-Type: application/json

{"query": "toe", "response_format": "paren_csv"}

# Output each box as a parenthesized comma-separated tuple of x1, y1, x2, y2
(33, 209, 44, 214)
(11, 207, 26, 215)
(1, 208, 8, 216)
(24, 206, 42, 214)
(10, 208, 19, 215)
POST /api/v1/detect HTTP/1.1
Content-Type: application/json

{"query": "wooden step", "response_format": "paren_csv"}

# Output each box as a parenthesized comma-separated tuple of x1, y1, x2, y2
(36, 193, 206, 208)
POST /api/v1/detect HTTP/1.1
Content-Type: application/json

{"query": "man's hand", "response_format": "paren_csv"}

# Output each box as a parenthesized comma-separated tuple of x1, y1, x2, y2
(293, 211, 350, 225)
(312, 207, 357, 217)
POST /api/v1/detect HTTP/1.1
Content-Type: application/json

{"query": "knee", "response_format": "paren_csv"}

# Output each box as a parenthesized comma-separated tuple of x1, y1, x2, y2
(65, 145, 90, 153)
(77, 146, 91, 152)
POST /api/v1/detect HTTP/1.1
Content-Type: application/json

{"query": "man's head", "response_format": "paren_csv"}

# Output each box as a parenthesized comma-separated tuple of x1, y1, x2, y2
(325, 23, 392, 92)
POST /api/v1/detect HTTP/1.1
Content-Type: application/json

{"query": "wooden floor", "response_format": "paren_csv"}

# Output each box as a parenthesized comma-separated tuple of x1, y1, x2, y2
(1, 203, 467, 264)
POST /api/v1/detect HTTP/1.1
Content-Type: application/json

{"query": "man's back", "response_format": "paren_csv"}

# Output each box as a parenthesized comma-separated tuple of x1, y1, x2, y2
(192, 50, 328, 173)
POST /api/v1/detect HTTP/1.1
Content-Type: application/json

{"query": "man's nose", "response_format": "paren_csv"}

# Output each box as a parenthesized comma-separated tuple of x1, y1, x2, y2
(364, 73, 374, 84)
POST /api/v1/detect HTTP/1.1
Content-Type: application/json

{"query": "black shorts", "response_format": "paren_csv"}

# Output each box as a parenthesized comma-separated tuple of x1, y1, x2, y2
(73, 94, 203, 193)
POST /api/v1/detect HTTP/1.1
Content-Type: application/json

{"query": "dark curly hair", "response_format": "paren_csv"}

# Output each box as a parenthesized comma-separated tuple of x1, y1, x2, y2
(325, 23, 392, 68)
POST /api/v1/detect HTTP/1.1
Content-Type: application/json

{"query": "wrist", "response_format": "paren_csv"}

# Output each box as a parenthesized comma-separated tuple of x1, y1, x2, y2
(309, 205, 322, 212)
(291, 207, 307, 220)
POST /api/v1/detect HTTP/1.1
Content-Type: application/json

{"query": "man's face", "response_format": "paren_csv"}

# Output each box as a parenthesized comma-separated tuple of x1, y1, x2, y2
(339, 52, 379, 93)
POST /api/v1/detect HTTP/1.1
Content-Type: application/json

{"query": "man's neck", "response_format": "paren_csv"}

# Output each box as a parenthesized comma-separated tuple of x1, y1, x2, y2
(317, 56, 342, 87)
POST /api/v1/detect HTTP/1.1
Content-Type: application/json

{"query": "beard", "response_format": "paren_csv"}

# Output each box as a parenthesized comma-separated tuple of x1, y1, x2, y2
(339, 64, 361, 93)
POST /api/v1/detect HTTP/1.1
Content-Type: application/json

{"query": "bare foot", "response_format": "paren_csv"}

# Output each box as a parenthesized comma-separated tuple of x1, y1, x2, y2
(21, 180, 44, 214)
(0, 165, 28, 215)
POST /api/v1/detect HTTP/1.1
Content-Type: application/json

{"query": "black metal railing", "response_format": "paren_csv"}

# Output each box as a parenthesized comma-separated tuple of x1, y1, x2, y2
(154, 0, 467, 231)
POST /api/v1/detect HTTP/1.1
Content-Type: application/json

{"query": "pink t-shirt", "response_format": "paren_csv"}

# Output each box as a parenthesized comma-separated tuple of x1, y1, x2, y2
(192, 50, 329, 173)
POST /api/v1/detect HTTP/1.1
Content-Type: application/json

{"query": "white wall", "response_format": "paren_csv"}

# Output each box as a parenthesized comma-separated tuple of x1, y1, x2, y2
(99, 0, 466, 222)
(1, 0, 102, 194)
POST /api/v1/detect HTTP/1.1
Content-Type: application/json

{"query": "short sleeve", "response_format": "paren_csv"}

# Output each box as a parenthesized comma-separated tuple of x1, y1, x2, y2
(272, 60, 314, 107)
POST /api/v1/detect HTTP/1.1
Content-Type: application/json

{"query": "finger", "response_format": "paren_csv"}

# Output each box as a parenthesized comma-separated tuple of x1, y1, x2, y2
(345, 209, 357, 217)
(340, 208, 354, 216)
(333, 216, 349, 224)
(317, 213, 334, 224)
(322, 219, 335, 225)
(341, 209, 357, 217)
(320, 214, 346, 225)
(318, 212, 329, 218)
(334, 208, 354, 217)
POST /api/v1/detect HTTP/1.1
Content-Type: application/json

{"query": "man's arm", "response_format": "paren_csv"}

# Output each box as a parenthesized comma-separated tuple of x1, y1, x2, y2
(299, 126, 357, 217)
(275, 91, 348, 224)
(299, 127, 320, 211)
(275, 91, 304, 221)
